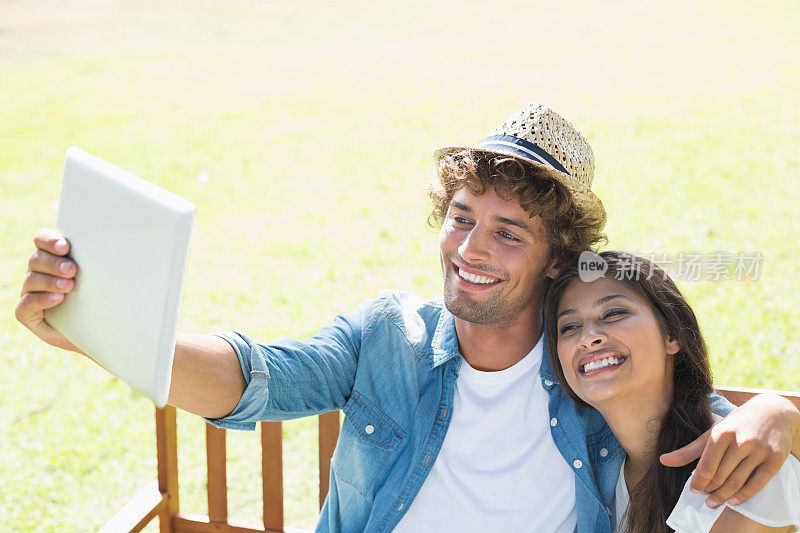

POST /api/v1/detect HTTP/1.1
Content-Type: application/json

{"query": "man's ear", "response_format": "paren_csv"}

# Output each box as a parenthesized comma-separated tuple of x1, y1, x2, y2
(545, 257, 563, 279)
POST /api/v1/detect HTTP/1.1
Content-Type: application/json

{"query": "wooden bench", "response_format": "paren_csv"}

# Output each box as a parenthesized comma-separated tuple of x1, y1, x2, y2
(101, 387, 800, 533)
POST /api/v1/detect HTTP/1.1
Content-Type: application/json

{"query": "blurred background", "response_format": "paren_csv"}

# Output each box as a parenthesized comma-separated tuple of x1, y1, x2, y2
(1, 0, 798, 529)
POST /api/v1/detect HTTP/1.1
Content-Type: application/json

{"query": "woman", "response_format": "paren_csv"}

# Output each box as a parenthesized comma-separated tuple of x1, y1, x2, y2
(544, 251, 800, 533)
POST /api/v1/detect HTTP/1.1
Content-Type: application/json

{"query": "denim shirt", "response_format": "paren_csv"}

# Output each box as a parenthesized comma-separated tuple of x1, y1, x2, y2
(207, 290, 734, 532)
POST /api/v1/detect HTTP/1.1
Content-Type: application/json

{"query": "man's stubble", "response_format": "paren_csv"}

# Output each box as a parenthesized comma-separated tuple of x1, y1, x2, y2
(441, 252, 548, 329)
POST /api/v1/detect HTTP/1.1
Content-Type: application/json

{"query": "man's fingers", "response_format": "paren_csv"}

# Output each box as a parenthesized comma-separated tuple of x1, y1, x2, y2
(691, 430, 731, 494)
(21, 271, 75, 297)
(702, 445, 750, 494)
(33, 228, 70, 256)
(660, 430, 709, 468)
(15, 291, 64, 323)
(15, 291, 85, 354)
(704, 455, 761, 507)
(14, 291, 86, 354)
(27, 249, 76, 278)
(727, 464, 775, 506)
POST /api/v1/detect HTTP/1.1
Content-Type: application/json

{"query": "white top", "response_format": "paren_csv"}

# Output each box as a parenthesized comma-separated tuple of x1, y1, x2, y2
(395, 336, 577, 532)
(613, 459, 630, 532)
(614, 455, 800, 532)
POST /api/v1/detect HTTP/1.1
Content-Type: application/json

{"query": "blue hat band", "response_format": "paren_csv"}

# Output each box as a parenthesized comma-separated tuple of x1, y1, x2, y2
(476, 134, 570, 177)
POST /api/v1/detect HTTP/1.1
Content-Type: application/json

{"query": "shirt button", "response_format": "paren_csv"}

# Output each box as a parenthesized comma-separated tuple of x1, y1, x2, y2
(544, 379, 554, 387)
(550, 417, 558, 427)
(599, 447, 609, 457)
(365, 424, 375, 435)
(397, 502, 405, 512)
(573, 459, 583, 469)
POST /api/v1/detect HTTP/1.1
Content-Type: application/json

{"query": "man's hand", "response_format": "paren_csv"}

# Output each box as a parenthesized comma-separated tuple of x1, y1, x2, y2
(15, 228, 85, 355)
(15, 228, 247, 418)
(660, 393, 800, 508)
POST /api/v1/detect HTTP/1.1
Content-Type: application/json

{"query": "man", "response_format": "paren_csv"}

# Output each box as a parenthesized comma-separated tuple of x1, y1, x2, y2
(16, 103, 800, 532)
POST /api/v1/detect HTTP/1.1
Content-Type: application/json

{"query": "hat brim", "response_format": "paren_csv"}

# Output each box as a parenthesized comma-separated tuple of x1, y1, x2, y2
(433, 146, 606, 226)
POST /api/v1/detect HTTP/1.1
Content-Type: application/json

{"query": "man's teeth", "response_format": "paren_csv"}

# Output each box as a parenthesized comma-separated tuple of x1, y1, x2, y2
(457, 268, 499, 284)
(582, 357, 624, 373)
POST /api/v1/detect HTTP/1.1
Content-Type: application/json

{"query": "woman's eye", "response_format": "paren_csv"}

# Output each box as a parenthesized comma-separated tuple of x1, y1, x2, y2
(558, 323, 579, 336)
(603, 308, 628, 320)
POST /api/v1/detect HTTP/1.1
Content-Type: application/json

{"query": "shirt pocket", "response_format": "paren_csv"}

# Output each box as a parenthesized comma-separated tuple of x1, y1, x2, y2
(331, 390, 406, 496)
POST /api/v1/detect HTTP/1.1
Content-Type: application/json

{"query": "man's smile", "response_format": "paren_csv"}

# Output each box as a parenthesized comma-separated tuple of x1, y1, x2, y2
(451, 262, 504, 288)
(455, 265, 502, 285)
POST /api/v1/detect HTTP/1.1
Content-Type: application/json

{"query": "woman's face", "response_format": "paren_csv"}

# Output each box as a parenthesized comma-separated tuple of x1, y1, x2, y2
(555, 276, 680, 408)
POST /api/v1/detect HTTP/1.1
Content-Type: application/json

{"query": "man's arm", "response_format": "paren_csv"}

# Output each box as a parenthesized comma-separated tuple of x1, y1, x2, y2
(168, 333, 246, 418)
(661, 393, 800, 508)
(16, 229, 247, 419)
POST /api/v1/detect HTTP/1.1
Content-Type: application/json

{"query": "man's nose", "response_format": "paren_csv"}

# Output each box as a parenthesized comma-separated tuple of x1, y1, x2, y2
(457, 226, 491, 263)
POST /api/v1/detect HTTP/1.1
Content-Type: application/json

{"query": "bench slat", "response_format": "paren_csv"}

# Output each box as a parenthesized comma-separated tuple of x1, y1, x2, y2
(318, 411, 340, 509)
(206, 424, 228, 522)
(716, 386, 800, 410)
(156, 406, 179, 532)
(173, 513, 267, 533)
(261, 421, 284, 531)
(100, 480, 167, 533)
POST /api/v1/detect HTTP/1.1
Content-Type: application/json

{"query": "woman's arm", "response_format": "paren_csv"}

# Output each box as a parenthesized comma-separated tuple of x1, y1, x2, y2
(709, 508, 792, 533)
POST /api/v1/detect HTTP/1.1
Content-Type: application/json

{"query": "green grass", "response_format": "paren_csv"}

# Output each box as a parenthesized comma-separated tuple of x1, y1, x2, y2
(1, 0, 799, 530)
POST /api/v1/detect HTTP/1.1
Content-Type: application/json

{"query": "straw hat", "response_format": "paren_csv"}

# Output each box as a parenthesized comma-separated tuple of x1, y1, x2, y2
(434, 102, 605, 224)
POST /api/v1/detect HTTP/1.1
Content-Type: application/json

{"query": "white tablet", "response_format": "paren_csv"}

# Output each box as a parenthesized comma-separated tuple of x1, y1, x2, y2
(44, 147, 195, 407)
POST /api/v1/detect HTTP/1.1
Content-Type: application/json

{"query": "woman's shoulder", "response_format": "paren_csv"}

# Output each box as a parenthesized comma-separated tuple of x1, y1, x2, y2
(666, 455, 800, 532)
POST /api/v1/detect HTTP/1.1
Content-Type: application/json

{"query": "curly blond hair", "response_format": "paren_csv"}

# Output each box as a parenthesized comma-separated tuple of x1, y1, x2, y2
(428, 149, 607, 266)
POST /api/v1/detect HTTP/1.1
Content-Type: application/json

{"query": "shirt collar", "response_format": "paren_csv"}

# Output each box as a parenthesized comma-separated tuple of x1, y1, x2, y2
(431, 305, 461, 367)
(538, 327, 559, 382)
(431, 306, 560, 381)
(433, 306, 561, 382)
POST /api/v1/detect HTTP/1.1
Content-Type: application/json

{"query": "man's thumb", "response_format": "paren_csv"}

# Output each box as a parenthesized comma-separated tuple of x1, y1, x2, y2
(660, 430, 709, 467)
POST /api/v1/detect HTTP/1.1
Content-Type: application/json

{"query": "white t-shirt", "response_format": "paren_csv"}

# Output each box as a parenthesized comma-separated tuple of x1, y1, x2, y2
(395, 336, 577, 532)
(612, 459, 630, 532)
(613, 455, 800, 532)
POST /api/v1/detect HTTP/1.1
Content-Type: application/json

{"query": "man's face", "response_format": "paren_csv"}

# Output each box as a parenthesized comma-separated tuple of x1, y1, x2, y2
(439, 186, 559, 328)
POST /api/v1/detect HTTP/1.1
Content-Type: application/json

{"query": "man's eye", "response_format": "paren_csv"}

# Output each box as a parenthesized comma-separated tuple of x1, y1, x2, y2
(498, 231, 519, 241)
(452, 216, 470, 224)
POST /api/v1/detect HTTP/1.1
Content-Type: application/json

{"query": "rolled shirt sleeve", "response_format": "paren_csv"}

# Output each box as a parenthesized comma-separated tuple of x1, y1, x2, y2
(204, 298, 379, 430)
(203, 331, 273, 431)
(710, 392, 735, 417)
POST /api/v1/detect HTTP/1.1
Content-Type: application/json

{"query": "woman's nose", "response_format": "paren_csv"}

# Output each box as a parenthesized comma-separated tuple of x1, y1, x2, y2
(579, 325, 607, 349)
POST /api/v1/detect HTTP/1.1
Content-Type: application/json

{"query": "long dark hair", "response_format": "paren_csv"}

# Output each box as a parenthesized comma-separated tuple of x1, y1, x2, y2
(544, 251, 714, 533)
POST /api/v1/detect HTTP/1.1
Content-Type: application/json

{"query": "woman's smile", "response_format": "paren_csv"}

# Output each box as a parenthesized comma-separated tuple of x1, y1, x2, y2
(578, 350, 628, 376)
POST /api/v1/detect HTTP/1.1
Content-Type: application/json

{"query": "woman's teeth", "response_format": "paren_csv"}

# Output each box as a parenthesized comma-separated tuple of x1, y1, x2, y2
(582, 357, 624, 373)
(457, 268, 499, 285)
